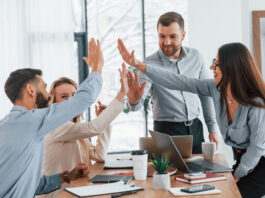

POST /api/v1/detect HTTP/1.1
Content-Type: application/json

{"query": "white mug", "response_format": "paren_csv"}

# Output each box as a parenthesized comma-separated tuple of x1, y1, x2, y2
(202, 142, 216, 160)
(131, 150, 148, 180)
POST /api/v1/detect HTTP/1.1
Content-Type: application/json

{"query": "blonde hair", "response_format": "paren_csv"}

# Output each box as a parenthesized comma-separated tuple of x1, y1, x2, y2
(49, 77, 82, 122)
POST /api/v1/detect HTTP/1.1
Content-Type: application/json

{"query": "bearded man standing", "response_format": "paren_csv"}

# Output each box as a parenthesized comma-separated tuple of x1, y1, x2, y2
(118, 12, 219, 153)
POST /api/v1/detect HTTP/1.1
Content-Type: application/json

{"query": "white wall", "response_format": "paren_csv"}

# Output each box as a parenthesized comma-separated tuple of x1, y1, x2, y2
(188, 0, 243, 70)
(244, 0, 265, 52)
(188, 0, 265, 71)
(187, 0, 265, 166)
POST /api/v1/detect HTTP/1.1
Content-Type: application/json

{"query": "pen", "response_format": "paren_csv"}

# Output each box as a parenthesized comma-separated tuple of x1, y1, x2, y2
(111, 190, 138, 198)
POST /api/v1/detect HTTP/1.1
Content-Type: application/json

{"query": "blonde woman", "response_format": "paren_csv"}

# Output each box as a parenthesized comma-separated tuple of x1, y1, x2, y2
(40, 62, 130, 197)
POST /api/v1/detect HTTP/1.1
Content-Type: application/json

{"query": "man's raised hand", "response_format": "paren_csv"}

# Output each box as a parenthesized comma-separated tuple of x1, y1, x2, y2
(83, 38, 104, 73)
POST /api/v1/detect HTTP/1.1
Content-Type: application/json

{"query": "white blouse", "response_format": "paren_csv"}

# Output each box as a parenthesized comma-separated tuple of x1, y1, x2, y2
(37, 98, 124, 198)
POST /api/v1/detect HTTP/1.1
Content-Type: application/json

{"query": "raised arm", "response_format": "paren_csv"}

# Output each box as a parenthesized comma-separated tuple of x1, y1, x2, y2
(48, 98, 124, 142)
(117, 38, 214, 97)
(46, 63, 129, 142)
(34, 38, 104, 139)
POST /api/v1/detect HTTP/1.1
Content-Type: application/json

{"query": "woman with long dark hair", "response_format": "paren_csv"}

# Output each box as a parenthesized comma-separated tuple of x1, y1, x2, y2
(118, 41, 265, 198)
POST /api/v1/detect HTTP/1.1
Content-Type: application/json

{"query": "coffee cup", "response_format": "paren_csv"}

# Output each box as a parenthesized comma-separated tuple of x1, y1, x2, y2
(202, 142, 216, 160)
(131, 150, 148, 180)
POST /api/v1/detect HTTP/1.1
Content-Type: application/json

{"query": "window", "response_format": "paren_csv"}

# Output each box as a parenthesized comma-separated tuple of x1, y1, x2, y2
(73, 0, 188, 152)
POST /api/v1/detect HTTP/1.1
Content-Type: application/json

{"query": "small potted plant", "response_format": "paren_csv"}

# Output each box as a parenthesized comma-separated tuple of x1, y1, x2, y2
(150, 154, 172, 190)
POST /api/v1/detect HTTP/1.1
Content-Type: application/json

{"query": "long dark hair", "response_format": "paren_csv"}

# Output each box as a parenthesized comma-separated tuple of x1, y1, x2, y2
(217, 43, 265, 108)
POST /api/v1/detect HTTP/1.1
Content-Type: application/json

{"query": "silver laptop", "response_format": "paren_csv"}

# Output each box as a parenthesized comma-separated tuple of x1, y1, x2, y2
(139, 136, 192, 158)
(149, 130, 232, 173)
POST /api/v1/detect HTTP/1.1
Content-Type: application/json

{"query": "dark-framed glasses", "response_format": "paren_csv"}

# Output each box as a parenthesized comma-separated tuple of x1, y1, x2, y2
(212, 58, 220, 70)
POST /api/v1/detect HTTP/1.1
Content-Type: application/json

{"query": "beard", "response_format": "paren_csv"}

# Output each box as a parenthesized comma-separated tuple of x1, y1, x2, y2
(36, 92, 49, 108)
(161, 44, 180, 57)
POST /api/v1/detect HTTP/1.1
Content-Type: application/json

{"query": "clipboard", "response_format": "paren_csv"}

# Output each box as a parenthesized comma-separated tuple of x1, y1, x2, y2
(65, 181, 143, 197)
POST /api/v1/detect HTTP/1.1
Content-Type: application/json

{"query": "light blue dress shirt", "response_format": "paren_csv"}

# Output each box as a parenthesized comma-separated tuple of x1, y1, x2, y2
(0, 72, 102, 197)
(128, 48, 218, 133)
(145, 64, 265, 178)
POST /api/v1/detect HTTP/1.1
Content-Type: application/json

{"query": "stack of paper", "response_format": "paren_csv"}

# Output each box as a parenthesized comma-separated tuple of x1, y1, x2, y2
(65, 181, 143, 197)
(104, 159, 133, 169)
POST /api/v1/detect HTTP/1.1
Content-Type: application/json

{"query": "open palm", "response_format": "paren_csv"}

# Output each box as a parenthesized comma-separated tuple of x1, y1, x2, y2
(127, 71, 146, 105)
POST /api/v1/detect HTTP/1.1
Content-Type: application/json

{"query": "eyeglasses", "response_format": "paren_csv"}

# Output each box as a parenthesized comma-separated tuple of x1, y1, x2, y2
(212, 58, 220, 70)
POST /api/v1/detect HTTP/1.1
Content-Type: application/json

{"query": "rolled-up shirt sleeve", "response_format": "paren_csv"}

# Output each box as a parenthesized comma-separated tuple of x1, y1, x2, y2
(34, 174, 61, 195)
(234, 106, 265, 178)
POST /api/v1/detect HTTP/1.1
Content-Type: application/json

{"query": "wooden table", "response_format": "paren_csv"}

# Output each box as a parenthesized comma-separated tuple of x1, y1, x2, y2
(58, 154, 241, 198)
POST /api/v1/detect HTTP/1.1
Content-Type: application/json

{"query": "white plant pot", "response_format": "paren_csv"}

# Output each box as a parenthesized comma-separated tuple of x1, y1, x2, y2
(152, 173, 171, 190)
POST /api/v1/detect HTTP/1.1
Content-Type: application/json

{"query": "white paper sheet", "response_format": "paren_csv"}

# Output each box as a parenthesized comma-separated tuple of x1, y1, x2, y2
(65, 181, 143, 197)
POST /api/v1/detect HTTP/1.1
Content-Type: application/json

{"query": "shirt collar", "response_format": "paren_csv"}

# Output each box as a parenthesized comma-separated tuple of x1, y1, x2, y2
(11, 105, 29, 112)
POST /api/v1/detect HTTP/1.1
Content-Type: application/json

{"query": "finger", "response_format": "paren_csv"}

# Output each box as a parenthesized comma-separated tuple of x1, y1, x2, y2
(126, 73, 130, 88)
(97, 40, 101, 48)
(128, 71, 134, 87)
(122, 63, 127, 76)
(95, 105, 99, 115)
(131, 50, 135, 59)
(214, 142, 218, 150)
(119, 69, 125, 83)
(134, 71, 139, 85)
(82, 57, 89, 64)
(90, 38, 96, 50)
(118, 38, 130, 56)
(140, 81, 147, 92)
(83, 166, 90, 175)
(97, 101, 102, 106)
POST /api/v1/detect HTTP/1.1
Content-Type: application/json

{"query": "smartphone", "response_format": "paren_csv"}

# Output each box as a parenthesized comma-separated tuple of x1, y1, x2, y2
(180, 185, 215, 194)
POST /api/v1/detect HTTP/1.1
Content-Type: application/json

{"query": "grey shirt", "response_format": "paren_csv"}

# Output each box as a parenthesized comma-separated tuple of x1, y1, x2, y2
(128, 47, 218, 133)
(145, 64, 265, 178)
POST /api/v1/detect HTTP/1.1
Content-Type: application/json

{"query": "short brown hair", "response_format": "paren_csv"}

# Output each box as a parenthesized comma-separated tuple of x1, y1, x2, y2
(157, 12, 184, 30)
(5, 68, 42, 103)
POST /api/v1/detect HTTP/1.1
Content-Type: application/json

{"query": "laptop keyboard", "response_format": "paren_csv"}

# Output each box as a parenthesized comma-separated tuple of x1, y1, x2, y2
(186, 162, 212, 172)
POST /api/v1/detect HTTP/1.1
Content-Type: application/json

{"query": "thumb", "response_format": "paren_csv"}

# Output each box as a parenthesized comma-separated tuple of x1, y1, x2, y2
(82, 57, 89, 64)
(131, 50, 135, 57)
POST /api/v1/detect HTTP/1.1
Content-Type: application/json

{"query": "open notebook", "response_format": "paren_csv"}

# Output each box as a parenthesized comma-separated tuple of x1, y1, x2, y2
(65, 181, 143, 197)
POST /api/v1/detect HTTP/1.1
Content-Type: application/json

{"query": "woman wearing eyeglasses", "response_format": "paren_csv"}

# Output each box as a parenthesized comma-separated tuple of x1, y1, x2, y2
(118, 41, 265, 198)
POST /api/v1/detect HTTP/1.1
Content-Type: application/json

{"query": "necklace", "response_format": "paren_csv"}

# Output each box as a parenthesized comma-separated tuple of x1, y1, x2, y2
(227, 97, 237, 104)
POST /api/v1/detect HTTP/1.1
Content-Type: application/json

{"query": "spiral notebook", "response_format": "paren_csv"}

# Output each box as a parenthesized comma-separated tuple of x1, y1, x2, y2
(65, 181, 143, 197)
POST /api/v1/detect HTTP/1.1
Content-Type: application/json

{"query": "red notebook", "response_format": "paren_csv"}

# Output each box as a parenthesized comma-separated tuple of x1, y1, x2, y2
(175, 172, 226, 184)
